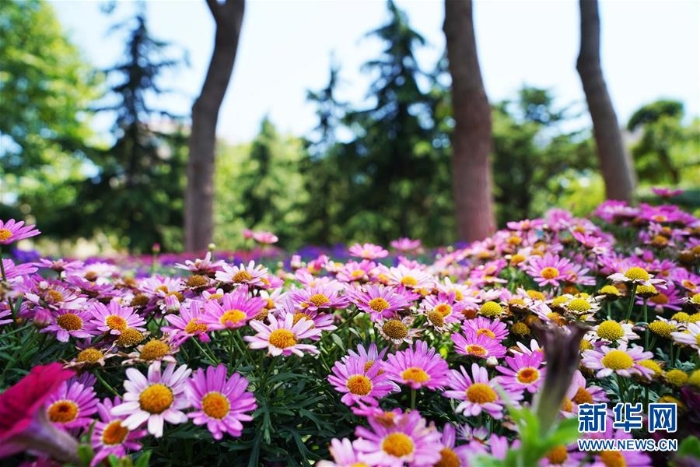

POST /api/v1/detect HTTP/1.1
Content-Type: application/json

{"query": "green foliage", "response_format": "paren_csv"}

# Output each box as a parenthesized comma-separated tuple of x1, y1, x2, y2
(73, 8, 187, 253)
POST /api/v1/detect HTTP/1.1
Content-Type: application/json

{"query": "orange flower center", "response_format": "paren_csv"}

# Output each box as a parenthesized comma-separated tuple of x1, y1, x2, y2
(268, 329, 296, 349)
(516, 367, 540, 384)
(309, 293, 330, 307)
(369, 298, 391, 312)
(105, 315, 127, 331)
(102, 420, 129, 445)
(382, 432, 414, 457)
(541, 267, 560, 280)
(57, 313, 83, 331)
(220, 310, 247, 327)
(346, 375, 372, 395)
(401, 367, 430, 384)
(185, 318, 208, 334)
(139, 384, 173, 414)
(0, 229, 12, 242)
(201, 391, 230, 419)
(466, 383, 497, 404)
(47, 400, 79, 424)
(465, 344, 487, 356)
(232, 271, 253, 283)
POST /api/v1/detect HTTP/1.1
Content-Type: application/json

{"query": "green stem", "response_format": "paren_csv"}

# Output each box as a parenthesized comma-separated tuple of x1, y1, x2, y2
(410, 388, 416, 410)
(669, 341, 675, 368)
(624, 283, 638, 322)
(643, 299, 649, 350)
(95, 371, 119, 397)
(192, 338, 219, 364)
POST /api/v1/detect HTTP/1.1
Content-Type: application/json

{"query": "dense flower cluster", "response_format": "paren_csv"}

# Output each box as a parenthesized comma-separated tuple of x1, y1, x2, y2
(1, 197, 700, 466)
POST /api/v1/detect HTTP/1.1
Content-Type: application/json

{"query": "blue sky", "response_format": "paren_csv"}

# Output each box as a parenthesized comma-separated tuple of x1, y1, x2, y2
(53, 0, 699, 144)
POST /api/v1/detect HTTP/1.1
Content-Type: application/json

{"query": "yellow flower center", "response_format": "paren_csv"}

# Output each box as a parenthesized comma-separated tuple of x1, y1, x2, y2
(156, 285, 169, 294)
(435, 304, 452, 316)
(547, 312, 567, 326)
(636, 284, 658, 297)
(292, 312, 314, 326)
(541, 267, 560, 280)
(510, 253, 526, 265)
(47, 290, 64, 303)
(597, 321, 625, 341)
(268, 329, 297, 349)
(639, 359, 662, 375)
(466, 383, 497, 404)
(427, 311, 444, 327)
(220, 310, 247, 326)
(480, 301, 502, 317)
(382, 319, 408, 339)
(649, 320, 675, 338)
(47, 400, 79, 423)
(0, 228, 12, 242)
(561, 398, 573, 412)
(130, 294, 150, 307)
(351, 269, 366, 279)
(650, 293, 669, 305)
(508, 298, 527, 309)
(546, 446, 568, 465)
(476, 328, 496, 339)
(56, 313, 83, 331)
(401, 367, 430, 384)
(599, 285, 622, 297)
(185, 318, 208, 334)
(400, 276, 418, 287)
(232, 270, 253, 283)
(346, 375, 373, 395)
(690, 370, 700, 388)
(309, 293, 330, 307)
(601, 350, 634, 370)
(101, 420, 129, 445)
(511, 322, 530, 336)
(435, 448, 460, 467)
(580, 339, 593, 351)
(691, 293, 700, 305)
(516, 367, 540, 384)
(186, 275, 209, 288)
(527, 290, 546, 301)
(672, 312, 690, 323)
(381, 433, 414, 458)
(573, 387, 593, 405)
(105, 315, 127, 331)
(139, 384, 174, 414)
(599, 450, 626, 467)
(201, 391, 230, 419)
(665, 369, 688, 387)
(139, 340, 170, 361)
(115, 328, 145, 347)
(568, 298, 591, 313)
(624, 267, 650, 282)
(77, 348, 104, 364)
(465, 344, 487, 357)
(369, 298, 391, 312)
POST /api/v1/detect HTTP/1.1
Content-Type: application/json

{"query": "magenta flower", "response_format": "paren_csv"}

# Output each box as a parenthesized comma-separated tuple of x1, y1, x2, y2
(523, 253, 576, 287)
(382, 340, 450, 390)
(496, 351, 546, 394)
(163, 301, 212, 345)
(86, 299, 146, 336)
(244, 313, 321, 357)
(462, 317, 509, 342)
(328, 353, 399, 406)
(186, 364, 257, 440)
(317, 438, 366, 467)
(348, 284, 414, 322)
(215, 261, 269, 287)
(252, 230, 279, 244)
(45, 377, 98, 430)
(443, 363, 521, 419)
(390, 237, 422, 253)
(91, 397, 147, 467)
(111, 362, 192, 438)
(0, 219, 40, 245)
(348, 243, 389, 260)
(289, 283, 349, 312)
(335, 260, 377, 283)
(451, 330, 507, 359)
(201, 288, 266, 331)
(353, 409, 442, 467)
(0, 363, 80, 463)
(581, 343, 654, 379)
(651, 187, 683, 198)
(41, 310, 92, 342)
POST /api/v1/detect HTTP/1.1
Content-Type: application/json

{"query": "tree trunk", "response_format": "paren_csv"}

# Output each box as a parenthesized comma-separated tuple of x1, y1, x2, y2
(443, 0, 496, 242)
(576, 0, 636, 202)
(185, 0, 245, 251)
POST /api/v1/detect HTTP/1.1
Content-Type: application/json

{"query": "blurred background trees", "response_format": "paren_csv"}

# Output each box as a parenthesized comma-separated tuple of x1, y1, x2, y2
(1, 0, 698, 254)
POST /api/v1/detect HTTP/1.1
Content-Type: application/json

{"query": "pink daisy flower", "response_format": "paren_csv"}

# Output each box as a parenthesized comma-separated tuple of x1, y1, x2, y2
(91, 397, 147, 467)
(215, 261, 269, 287)
(41, 310, 92, 342)
(435, 424, 471, 467)
(86, 299, 145, 336)
(335, 260, 376, 283)
(671, 322, 700, 353)
(244, 313, 321, 357)
(163, 301, 212, 345)
(462, 317, 509, 341)
(174, 252, 226, 276)
(385, 264, 434, 290)
(252, 230, 279, 244)
(390, 238, 422, 253)
(419, 292, 464, 329)
(382, 340, 450, 390)
(289, 283, 349, 312)
(452, 331, 507, 359)
(186, 364, 257, 440)
(317, 438, 366, 467)
(496, 351, 546, 394)
(560, 370, 608, 417)
(353, 409, 442, 467)
(275, 296, 337, 335)
(201, 288, 267, 331)
(443, 363, 522, 419)
(523, 253, 576, 287)
(348, 243, 389, 260)
(0, 219, 40, 245)
(111, 362, 192, 438)
(348, 285, 414, 322)
(328, 353, 399, 406)
(45, 377, 98, 430)
(581, 343, 654, 379)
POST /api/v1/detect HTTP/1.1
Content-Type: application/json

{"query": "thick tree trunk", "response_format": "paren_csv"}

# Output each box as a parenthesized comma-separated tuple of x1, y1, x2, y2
(576, 0, 636, 202)
(443, 0, 496, 242)
(185, 0, 245, 251)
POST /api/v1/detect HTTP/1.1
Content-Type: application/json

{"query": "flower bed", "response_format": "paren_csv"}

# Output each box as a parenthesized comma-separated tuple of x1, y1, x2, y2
(1, 201, 699, 466)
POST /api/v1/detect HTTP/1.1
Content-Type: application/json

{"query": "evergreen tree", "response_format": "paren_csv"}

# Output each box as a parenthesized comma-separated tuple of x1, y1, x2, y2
(75, 7, 186, 253)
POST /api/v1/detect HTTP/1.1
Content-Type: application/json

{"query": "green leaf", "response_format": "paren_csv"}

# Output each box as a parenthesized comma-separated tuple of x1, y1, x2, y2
(677, 436, 700, 459)
(134, 451, 151, 467)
